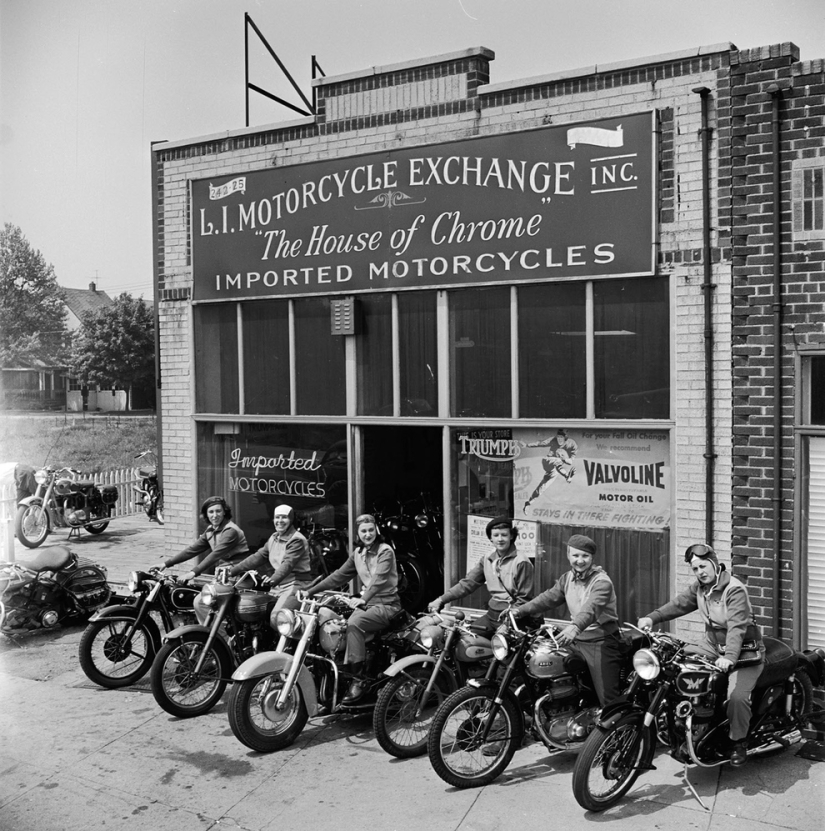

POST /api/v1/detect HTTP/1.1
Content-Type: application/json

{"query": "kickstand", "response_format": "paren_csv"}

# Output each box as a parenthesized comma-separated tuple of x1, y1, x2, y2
(682, 764, 709, 811)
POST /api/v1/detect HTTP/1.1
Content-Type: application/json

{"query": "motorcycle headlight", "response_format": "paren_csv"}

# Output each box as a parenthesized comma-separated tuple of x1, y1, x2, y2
(492, 631, 510, 661)
(415, 513, 429, 528)
(35, 469, 48, 485)
(633, 648, 661, 681)
(201, 585, 219, 607)
(127, 571, 142, 593)
(419, 624, 444, 651)
(275, 609, 304, 638)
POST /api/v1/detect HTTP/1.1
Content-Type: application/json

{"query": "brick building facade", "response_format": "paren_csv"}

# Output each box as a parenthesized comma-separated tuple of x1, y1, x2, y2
(151, 42, 825, 648)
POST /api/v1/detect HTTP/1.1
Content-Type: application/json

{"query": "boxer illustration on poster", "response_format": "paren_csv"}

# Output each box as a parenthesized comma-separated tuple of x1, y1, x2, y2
(522, 428, 578, 512)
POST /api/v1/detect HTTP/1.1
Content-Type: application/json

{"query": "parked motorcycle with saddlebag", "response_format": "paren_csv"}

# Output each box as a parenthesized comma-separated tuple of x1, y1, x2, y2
(427, 608, 639, 788)
(15, 466, 119, 549)
(373, 608, 494, 758)
(0, 545, 114, 634)
(571, 624, 825, 812)
(226, 590, 424, 752)
(78, 566, 198, 688)
(150, 566, 276, 717)
(133, 450, 163, 525)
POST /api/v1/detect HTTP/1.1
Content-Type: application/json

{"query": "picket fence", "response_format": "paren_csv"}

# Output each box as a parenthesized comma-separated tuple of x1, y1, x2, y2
(0, 467, 144, 559)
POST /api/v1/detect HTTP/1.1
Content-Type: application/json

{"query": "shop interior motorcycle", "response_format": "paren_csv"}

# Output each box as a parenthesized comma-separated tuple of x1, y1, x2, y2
(150, 566, 276, 718)
(133, 450, 164, 525)
(427, 607, 639, 789)
(78, 566, 198, 688)
(226, 590, 423, 752)
(0, 545, 114, 635)
(373, 493, 444, 614)
(571, 624, 825, 812)
(373, 608, 493, 758)
(15, 465, 119, 549)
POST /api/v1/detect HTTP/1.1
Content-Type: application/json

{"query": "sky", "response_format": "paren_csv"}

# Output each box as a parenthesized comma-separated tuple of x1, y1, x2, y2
(2, 0, 824, 300)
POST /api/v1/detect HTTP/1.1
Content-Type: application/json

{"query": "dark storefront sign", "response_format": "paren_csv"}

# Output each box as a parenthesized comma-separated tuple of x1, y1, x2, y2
(192, 112, 655, 301)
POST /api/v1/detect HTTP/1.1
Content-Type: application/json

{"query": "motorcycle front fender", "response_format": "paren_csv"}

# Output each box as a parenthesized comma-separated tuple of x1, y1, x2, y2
(17, 495, 43, 509)
(596, 699, 648, 730)
(162, 622, 213, 641)
(382, 653, 438, 678)
(88, 604, 163, 651)
(232, 651, 319, 716)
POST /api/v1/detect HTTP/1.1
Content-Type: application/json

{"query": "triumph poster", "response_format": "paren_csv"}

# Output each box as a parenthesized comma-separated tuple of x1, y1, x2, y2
(514, 427, 670, 530)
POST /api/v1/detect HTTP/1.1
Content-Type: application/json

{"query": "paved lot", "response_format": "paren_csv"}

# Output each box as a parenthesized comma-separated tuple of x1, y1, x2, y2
(1, 516, 824, 831)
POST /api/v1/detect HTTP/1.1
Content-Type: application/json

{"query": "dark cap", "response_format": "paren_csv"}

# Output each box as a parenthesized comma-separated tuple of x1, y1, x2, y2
(485, 515, 515, 539)
(200, 495, 232, 521)
(567, 534, 597, 555)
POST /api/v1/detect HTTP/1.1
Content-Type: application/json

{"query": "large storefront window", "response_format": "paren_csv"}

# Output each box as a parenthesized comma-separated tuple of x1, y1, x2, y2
(594, 277, 669, 419)
(451, 425, 671, 620)
(294, 298, 346, 415)
(450, 287, 511, 418)
(194, 304, 239, 414)
(399, 291, 438, 417)
(197, 423, 348, 548)
(243, 300, 290, 415)
(518, 282, 587, 418)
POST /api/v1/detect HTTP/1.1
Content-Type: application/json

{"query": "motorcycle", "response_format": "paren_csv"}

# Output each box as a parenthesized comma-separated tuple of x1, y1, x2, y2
(226, 590, 424, 752)
(426, 608, 638, 788)
(373, 609, 493, 758)
(571, 625, 825, 812)
(15, 465, 119, 549)
(374, 494, 443, 614)
(150, 566, 276, 718)
(0, 545, 113, 634)
(78, 566, 198, 688)
(133, 450, 163, 525)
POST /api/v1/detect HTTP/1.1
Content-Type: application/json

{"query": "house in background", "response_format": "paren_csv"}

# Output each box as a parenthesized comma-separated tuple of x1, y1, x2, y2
(0, 282, 128, 412)
(62, 282, 128, 412)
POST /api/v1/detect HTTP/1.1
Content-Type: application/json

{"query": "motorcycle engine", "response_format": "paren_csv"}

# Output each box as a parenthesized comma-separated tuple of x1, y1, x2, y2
(1, 583, 64, 631)
(536, 697, 599, 749)
(317, 607, 347, 655)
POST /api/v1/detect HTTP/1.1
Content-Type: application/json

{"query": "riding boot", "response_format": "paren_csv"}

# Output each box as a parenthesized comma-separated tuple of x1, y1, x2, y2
(342, 661, 367, 704)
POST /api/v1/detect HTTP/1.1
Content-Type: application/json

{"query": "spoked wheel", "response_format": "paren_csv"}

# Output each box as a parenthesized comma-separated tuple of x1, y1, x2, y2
(427, 686, 522, 788)
(14, 504, 49, 548)
(227, 674, 308, 752)
(572, 713, 653, 812)
(155, 497, 165, 525)
(150, 632, 229, 718)
(373, 665, 452, 758)
(79, 615, 158, 688)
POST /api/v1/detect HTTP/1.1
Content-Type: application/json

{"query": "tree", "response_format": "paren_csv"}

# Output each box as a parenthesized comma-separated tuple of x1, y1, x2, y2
(71, 293, 156, 410)
(0, 223, 69, 367)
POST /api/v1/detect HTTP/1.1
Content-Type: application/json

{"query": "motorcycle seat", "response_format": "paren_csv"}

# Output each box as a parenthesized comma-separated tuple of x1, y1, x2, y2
(18, 545, 73, 572)
(137, 467, 157, 478)
(755, 637, 796, 689)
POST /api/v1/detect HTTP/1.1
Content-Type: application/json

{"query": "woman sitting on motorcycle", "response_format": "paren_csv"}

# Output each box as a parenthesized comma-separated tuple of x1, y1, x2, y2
(638, 543, 765, 768)
(228, 504, 314, 614)
(427, 515, 534, 637)
(305, 513, 401, 703)
(160, 496, 250, 622)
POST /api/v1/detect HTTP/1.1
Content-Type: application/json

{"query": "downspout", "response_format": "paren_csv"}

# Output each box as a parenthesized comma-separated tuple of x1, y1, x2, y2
(693, 86, 715, 544)
(150, 141, 164, 490)
(767, 84, 784, 638)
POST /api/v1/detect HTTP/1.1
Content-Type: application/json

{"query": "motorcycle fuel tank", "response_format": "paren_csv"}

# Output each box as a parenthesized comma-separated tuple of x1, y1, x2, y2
(527, 641, 570, 679)
(455, 633, 493, 662)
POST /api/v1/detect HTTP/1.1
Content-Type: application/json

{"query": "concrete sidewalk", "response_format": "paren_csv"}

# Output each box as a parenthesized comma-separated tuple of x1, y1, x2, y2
(1, 518, 824, 831)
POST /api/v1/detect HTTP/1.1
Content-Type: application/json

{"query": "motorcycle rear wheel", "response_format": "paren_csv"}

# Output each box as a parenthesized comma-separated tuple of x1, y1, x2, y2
(374, 665, 452, 758)
(85, 519, 109, 535)
(572, 712, 652, 812)
(397, 555, 427, 614)
(15, 504, 49, 548)
(150, 632, 229, 718)
(427, 686, 522, 788)
(79, 615, 159, 688)
(227, 674, 308, 752)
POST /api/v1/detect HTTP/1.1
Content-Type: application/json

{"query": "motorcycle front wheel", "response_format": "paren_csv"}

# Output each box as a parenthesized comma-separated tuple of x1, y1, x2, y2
(374, 665, 452, 758)
(150, 632, 229, 718)
(15, 504, 49, 548)
(227, 673, 308, 752)
(572, 712, 653, 812)
(427, 686, 522, 788)
(79, 614, 159, 688)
